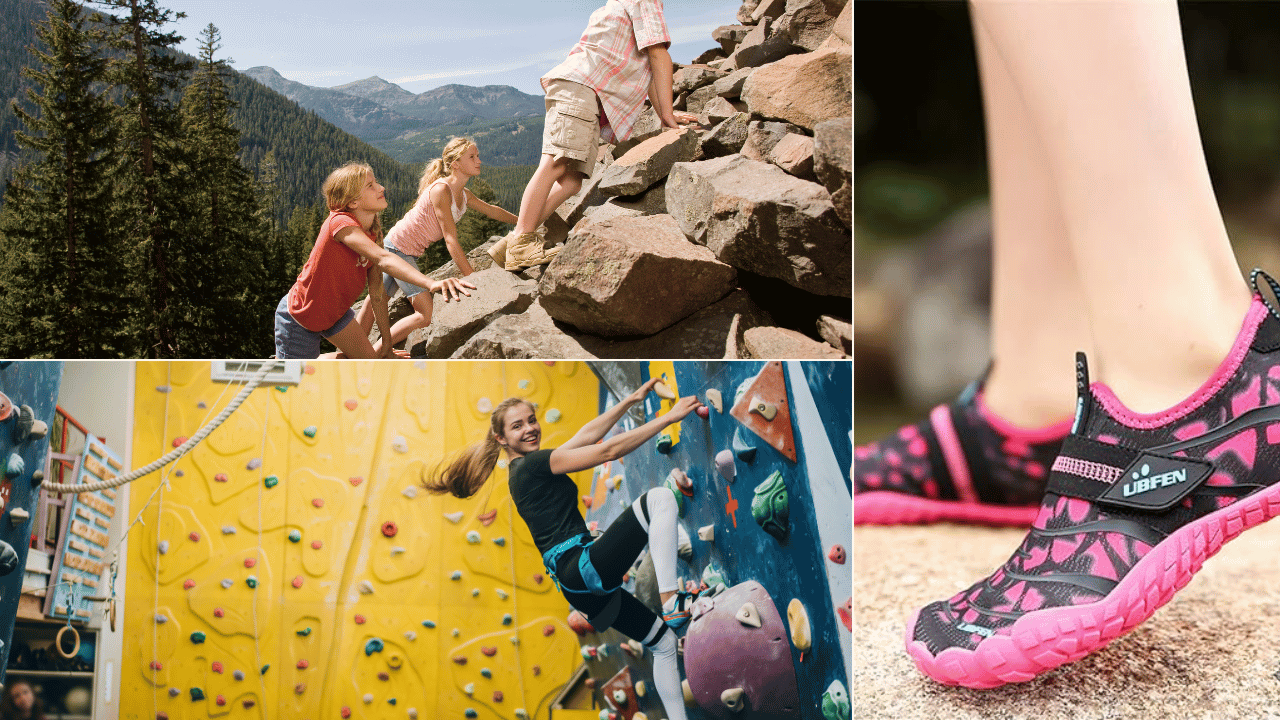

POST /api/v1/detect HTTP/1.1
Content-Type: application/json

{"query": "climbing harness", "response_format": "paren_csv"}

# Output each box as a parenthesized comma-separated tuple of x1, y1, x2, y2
(541, 533, 621, 597)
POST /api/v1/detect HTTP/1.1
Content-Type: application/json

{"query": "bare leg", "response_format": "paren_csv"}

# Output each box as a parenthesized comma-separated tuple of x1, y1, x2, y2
(325, 322, 379, 359)
(515, 154, 572, 234)
(384, 291, 434, 348)
(970, 0, 1250, 413)
(537, 173, 586, 228)
(974, 19, 1089, 428)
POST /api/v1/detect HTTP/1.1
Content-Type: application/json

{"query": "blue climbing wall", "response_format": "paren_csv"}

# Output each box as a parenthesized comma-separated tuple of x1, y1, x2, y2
(0, 361, 64, 684)
(583, 361, 851, 720)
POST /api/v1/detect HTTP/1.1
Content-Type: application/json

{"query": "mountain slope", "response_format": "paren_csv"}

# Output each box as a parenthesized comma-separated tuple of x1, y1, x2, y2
(242, 66, 421, 140)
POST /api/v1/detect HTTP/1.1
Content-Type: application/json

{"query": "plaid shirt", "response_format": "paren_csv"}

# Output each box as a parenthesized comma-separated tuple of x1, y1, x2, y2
(542, 0, 671, 144)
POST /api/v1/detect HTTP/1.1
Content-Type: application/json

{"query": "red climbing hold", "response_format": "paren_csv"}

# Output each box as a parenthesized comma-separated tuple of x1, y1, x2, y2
(828, 545, 846, 564)
(493, 691, 504, 702)
(244, 558, 256, 568)
(542, 624, 555, 637)
(567, 610, 595, 635)
(582, 495, 593, 509)
(381, 521, 398, 537)
(311, 498, 324, 508)
(183, 579, 196, 590)
(478, 509, 497, 526)
(533, 665, 541, 676)
(215, 695, 226, 706)
(378, 672, 389, 681)
(214, 473, 228, 482)
(481, 646, 497, 657)
(344, 399, 358, 411)
(305, 364, 316, 375)
(311, 540, 323, 550)
(349, 476, 363, 487)
(211, 662, 223, 673)
(297, 659, 309, 669)
(837, 597, 852, 631)
(171, 436, 187, 448)
(188, 532, 200, 542)
(452, 656, 467, 665)
(213, 608, 224, 618)
(354, 615, 366, 625)
(150, 661, 163, 671)
(292, 576, 303, 589)
(586, 647, 599, 658)
(157, 713, 169, 720)
(697, 406, 710, 419)
(585, 678, 597, 689)
(533, 574, 544, 584)
(342, 708, 352, 719)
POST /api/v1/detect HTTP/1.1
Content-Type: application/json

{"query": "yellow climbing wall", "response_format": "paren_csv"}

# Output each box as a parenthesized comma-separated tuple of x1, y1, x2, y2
(124, 361, 600, 720)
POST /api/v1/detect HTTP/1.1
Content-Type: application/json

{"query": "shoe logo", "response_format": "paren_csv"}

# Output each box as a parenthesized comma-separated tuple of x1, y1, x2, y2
(956, 622, 994, 638)
(1098, 452, 1212, 513)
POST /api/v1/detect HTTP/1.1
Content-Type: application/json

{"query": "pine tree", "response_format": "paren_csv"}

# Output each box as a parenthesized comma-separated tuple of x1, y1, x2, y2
(0, 0, 128, 357)
(178, 23, 270, 357)
(96, 0, 193, 357)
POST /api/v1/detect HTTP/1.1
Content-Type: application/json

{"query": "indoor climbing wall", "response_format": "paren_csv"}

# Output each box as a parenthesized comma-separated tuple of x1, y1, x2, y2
(577, 361, 852, 720)
(124, 361, 600, 720)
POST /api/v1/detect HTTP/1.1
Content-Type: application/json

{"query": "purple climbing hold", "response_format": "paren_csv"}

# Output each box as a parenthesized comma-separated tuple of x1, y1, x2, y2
(715, 450, 735, 481)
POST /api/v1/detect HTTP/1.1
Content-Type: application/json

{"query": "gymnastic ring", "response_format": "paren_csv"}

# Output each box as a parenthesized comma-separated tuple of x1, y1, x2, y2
(55, 624, 80, 659)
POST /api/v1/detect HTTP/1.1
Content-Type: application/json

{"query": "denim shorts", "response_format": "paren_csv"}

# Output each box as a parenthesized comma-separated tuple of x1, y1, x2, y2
(273, 294, 356, 359)
(382, 244, 429, 299)
(542, 78, 600, 175)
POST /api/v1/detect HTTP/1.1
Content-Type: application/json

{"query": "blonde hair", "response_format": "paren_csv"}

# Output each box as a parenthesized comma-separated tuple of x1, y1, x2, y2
(418, 137, 478, 195)
(323, 162, 383, 239)
(423, 397, 532, 498)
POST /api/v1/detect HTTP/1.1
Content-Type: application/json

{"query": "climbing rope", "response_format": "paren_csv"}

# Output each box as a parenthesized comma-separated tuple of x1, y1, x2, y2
(43, 360, 278, 494)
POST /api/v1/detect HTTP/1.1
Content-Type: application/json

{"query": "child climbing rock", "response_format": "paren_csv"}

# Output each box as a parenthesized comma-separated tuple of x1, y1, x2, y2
(493, 0, 698, 271)
(354, 138, 517, 349)
(424, 378, 702, 720)
(273, 162, 475, 359)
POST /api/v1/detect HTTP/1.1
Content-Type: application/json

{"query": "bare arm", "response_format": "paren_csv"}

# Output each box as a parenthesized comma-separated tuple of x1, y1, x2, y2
(334, 225, 476, 302)
(365, 264, 395, 357)
(559, 377, 661, 451)
(430, 184, 475, 276)
(645, 44, 697, 128)
(549, 395, 703, 475)
(465, 188, 518, 224)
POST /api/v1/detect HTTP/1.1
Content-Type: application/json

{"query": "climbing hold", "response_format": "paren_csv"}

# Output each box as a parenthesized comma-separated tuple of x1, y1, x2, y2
(697, 405, 710, 419)
(211, 661, 224, 673)
(222, 525, 237, 535)
(158, 540, 169, 554)
(477, 397, 493, 413)
(466, 530, 481, 544)
(735, 602, 762, 628)
(364, 693, 374, 704)
(748, 396, 776, 421)
(634, 714, 648, 720)
(355, 614, 366, 624)
(295, 683, 306, 695)
(787, 599, 811, 651)
(706, 389, 723, 412)
(213, 473, 228, 483)
(391, 546, 406, 556)
(698, 525, 714, 542)
(545, 408, 562, 424)
(622, 639, 643, 658)
(296, 659, 309, 669)
(502, 614, 513, 626)
(481, 646, 497, 657)
(515, 710, 529, 720)
(403, 630, 417, 642)
(190, 687, 205, 701)
(654, 380, 676, 399)
(597, 643, 611, 658)
(189, 531, 201, 541)
(655, 433, 673, 454)
(838, 597, 852, 631)
(311, 540, 323, 550)
(263, 475, 279, 489)
(828, 545, 846, 564)
(30, 470, 43, 486)
(422, 620, 436, 628)
(532, 665, 541, 676)
(311, 497, 324, 508)
(444, 511, 464, 524)
(518, 379, 531, 390)
(171, 436, 187, 447)
(471, 588, 481, 597)
(296, 627, 311, 636)
(381, 521, 398, 537)
(245, 576, 257, 588)
(613, 689, 628, 705)
(583, 646, 598, 660)
(751, 471, 789, 543)
(358, 580, 374, 594)
(154, 614, 167, 623)
(246, 457, 262, 470)
(190, 631, 206, 644)
(721, 687, 746, 712)
(365, 638, 384, 655)
(452, 655, 467, 665)
(452, 629, 461, 637)
(478, 509, 497, 526)
(493, 536, 506, 546)
(409, 710, 419, 719)
(588, 520, 600, 534)
(567, 610, 594, 635)
(497, 459, 508, 469)
(480, 668, 493, 679)
(261, 665, 270, 675)
(533, 573, 544, 584)
(582, 495, 593, 509)
(184, 578, 196, 590)
(542, 624, 554, 636)
(344, 399, 358, 411)
(465, 710, 478, 719)
(392, 435, 409, 453)
(244, 558, 257, 568)
(664, 475, 686, 516)
(450, 570, 462, 581)
(275, 385, 288, 392)
(303, 426, 317, 438)
(702, 564, 726, 588)
(715, 450, 736, 481)
(636, 680, 647, 697)
(341, 708, 351, 719)
(821, 680, 850, 720)
(732, 427, 758, 463)
(668, 467, 694, 496)
(233, 670, 244, 681)
(401, 486, 417, 498)
(288, 529, 301, 543)
(464, 683, 475, 696)
(496, 589, 509, 600)
(389, 698, 397, 705)
(493, 691, 504, 702)
(510, 635, 520, 645)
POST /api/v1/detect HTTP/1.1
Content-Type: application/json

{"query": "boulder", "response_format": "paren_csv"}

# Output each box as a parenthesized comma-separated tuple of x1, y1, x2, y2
(702, 96, 745, 124)
(736, 0, 762, 24)
(740, 120, 806, 163)
(726, 18, 793, 71)
(813, 117, 851, 228)
(685, 85, 722, 116)
(580, 185, 667, 226)
(817, 314, 852, 354)
(667, 154, 850, 297)
(451, 301, 596, 359)
(700, 112, 751, 158)
(771, 133, 815, 180)
(742, 49, 852, 130)
(429, 237, 500, 280)
(775, 0, 841, 52)
(713, 25, 752, 55)
(409, 267, 537, 358)
(743, 326, 847, 358)
(751, 0, 788, 23)
(692, 47, 727, 65)
(575, 290, 772, 359)
(580, 202, 645, 227)
(612, 107, 664, 157)
(539, 214, 737, 337)
(556, 163, 611, 228)
(674, 65, 727, 95)
(713, 68, 754, 99)
(599, 129, 700, 197)
(818, 0, 851, 50)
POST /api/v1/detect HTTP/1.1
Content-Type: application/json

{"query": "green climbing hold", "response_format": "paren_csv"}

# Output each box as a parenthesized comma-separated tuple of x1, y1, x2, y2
(701, 563, 726, 588)
(260, 665, 270, 675)
(821, 680, 850, 720)
(190, 631, 206, 644)
(365, 638, 385, 656)
(288, 530, 302, 543)
(190, 687, 204, 701)
(389, 698, 397, 705)
(303, 426, 317, 438)
(246, 576, 258, 588)
(493, 537, 506, 547)
(751, 470, 789, 543)
(422, 620, 436, 628)
(264, 475, 279, 489)
(480, 668, 492, 678)
(275, 385, 288, 393)
(297, 627, 312, 637)
(655, 433, 673, 454)
(502, 614, 513, 626)
(465, 710, 478, 719)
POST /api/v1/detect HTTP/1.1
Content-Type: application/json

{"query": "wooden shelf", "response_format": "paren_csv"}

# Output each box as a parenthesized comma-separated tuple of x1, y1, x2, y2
(4, 669, 94, 678)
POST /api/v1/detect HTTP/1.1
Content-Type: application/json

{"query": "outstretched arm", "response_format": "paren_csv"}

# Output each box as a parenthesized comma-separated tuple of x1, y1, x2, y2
(549, 395, 702, 475)
(645, 44, 698, 128)
(466, 188, 518, 225)
(334, 225, 476, 302)
(559, 377, 661, 451)
(432, 184, 476, 276)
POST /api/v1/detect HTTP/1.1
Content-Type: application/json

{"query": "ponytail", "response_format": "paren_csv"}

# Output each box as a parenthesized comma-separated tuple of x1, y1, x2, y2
(417, 136, 477, 195)
(422, 397, 532, 499)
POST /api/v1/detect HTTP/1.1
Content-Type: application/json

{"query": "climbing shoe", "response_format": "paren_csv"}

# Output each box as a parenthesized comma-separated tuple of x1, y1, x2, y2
(504, 230, 561, 272)
(907, 280, 1280, 688)
(661, 591, 697, 630)
(854, 377, 1070, 526)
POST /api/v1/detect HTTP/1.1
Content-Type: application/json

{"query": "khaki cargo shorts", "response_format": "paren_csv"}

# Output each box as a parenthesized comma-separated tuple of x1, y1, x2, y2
(542, 78, 600, 175)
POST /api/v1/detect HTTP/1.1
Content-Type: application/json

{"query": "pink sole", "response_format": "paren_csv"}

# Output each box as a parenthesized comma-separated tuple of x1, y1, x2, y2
(904, 480, 1280, 688)
(855, 491, 1039, 527)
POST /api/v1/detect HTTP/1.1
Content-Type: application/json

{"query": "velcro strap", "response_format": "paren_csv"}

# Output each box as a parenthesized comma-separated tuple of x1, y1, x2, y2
(1047, 436, 1215, 513)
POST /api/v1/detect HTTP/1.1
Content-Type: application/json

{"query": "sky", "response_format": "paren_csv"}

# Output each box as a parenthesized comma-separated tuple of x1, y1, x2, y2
(160, 0, 743, 95)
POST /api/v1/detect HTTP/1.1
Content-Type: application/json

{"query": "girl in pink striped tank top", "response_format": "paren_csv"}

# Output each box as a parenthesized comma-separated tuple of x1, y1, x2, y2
(357, 137, 518, 349)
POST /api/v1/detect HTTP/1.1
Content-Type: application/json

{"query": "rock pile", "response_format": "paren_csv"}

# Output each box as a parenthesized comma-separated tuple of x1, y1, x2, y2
(387, 0, 851, 359)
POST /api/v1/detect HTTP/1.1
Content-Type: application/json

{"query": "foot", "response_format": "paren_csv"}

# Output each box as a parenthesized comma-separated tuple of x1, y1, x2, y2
(906, 288, 1280, 688)
(504, 230, 561, 271)
(661, 591, 696, 630)
(855, 379, 1070, 526)
(487, 235, 509, 266)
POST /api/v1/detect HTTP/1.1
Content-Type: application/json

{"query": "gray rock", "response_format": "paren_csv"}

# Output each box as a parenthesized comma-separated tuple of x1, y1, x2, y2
(556, 156, 613, 228)
(451, 301, 596, 359)
(599, 128, 700, 197)
(700, 112, 751, 158)
(692, 47, 727, 65)
(775, 0, 842, 52)
(580, 202, 645, 227)
(539, 214, 737, 337)
(725, 17, 793, 71)
(410, 267, 537, 358)
(574, 289, 772, 359)
(817, 314, 852, 354)
(742, 49, 852, 130)
(580, 185, 667, 226)
(702, 96, 745, 124)
(667, 154, 850, 297)
(674, 65, 727, 95)
(772, 133, 816, 180)
(751, 0, 788, 23)
(713, 25, 752, 55)
(741, 120, 806, 163)
(814, 117, 852, 227)
(742, 326, 848, 359)
(684, 84, 722, 116)
(713, 68, 755, 99)
(736, 0, 762, 24)
(819, 0, 851, 50)
(612, 106, 664, 157)
(427, 237, 500, 280)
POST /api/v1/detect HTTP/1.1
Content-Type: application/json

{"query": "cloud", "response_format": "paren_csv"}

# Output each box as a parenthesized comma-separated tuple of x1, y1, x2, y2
(391, 46, 573, 85)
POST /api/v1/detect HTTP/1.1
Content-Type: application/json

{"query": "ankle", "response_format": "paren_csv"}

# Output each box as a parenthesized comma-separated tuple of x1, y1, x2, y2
(981, 371, 1075, 430)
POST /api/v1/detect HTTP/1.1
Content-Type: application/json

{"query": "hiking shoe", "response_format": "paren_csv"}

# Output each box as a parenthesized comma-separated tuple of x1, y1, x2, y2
(855, 378, 1069, 526)
(906, 281, 1280, 689)
(504, 230, 561, 271)
(662, 591, 696, 630)
(487, 234, 509, 266)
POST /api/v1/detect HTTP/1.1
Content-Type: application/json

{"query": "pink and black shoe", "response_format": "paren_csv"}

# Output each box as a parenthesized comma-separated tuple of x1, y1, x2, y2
(855, 378, 1070, 526)
(906, 277, 1280, 688)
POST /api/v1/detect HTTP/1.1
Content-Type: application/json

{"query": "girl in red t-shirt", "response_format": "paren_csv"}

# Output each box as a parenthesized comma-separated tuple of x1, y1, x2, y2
(273, 162, 475, 358)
